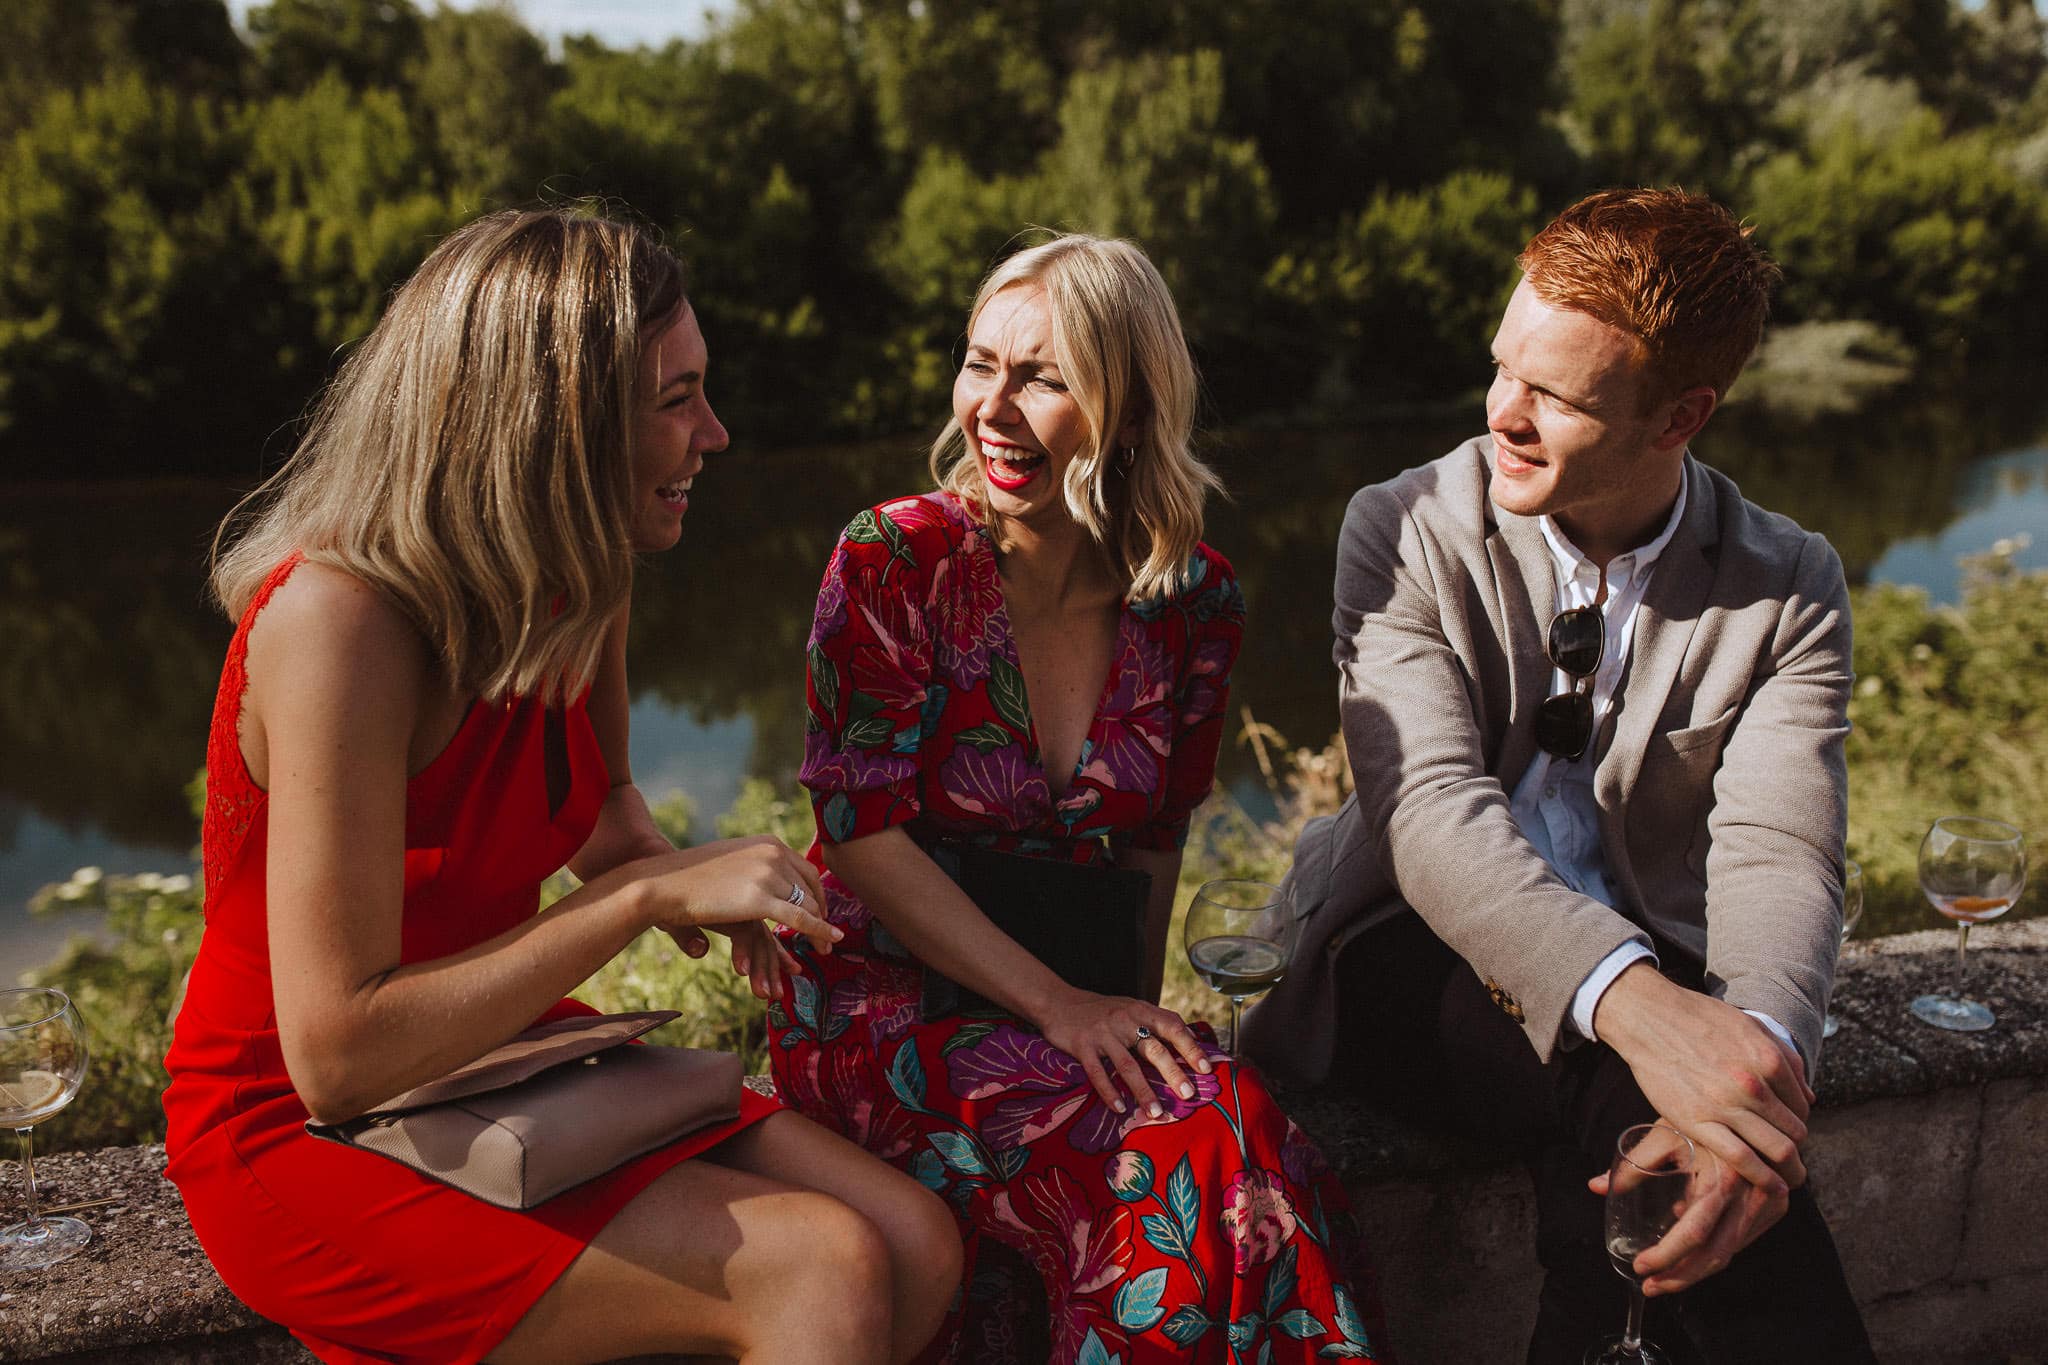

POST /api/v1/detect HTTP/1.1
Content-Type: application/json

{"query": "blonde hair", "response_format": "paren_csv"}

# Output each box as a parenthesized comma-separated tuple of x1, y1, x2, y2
(929, 233, 1221, 603)
(210, 208, 686, 703)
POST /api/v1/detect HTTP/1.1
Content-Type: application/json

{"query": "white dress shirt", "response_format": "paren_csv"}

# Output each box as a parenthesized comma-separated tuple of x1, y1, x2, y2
(1507, 480, 1798, 1057)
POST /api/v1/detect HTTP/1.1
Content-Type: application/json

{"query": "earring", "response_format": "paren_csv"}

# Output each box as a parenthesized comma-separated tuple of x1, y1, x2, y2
(1119, 445, 1137, 470)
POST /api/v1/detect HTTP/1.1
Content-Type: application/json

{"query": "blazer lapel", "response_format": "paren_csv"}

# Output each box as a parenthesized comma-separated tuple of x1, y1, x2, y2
(1487, 501, 1556, 784)
(1596, 455, 1721, 820)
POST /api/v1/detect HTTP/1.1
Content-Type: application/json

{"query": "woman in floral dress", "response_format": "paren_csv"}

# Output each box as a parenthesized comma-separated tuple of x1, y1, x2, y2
(769, 234, 1387, 1364)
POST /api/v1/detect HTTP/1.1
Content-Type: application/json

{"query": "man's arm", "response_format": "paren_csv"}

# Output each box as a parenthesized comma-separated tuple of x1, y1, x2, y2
(1338, 479, 1647, 1058)
(1592, 530, 1852, 1293)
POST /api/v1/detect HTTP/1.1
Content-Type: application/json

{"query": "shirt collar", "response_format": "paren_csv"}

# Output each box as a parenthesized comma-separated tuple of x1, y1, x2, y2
(1537, 467, 1689, 589)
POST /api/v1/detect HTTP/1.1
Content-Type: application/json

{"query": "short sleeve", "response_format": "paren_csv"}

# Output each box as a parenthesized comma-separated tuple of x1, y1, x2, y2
(1121, 547, 1246, 852)
(798, 506, 940, 844)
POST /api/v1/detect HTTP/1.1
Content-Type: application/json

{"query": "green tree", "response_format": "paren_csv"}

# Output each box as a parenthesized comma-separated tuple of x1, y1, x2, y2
(409, 3, 561, 202)
(0, 74, 292, 470)
(0, 0, 244, 127)
(245, 0, 424, 94)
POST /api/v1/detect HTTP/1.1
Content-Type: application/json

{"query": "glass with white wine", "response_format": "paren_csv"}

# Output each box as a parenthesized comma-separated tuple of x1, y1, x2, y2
(1910, 816, 2026, 1032)
(1182, 879, 1296, 1057)
(1, 987, 92, 1271)
(1585, 1123, 1699, 1365)
(1822, 860, 1864, 1040)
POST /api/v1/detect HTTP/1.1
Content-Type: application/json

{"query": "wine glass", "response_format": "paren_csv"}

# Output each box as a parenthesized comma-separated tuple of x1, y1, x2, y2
(1, 987, 92, 1271)
(1585, 1123, 1699, 1365)
(1822, 860, 1865, 1040)
(1183, 879, 1296, 1057)
(1911, 816, 2026, 1031)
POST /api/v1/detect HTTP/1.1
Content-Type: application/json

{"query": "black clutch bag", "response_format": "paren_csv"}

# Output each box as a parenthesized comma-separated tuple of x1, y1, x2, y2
(919, 841, 1152, 1020)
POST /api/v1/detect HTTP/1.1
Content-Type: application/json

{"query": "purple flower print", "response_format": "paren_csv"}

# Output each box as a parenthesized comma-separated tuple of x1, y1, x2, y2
(940, 741, 1050, 821)
(800, 727, 916, 806)
(1103, 1150, 1156, 1202)
(1077, 636, 1171, 794)
(929, 545, 1004, 689)
(1220, 1167, 1298, 1272)
(945, 1024, 1222, 1155)
(812, 547, 849, 643)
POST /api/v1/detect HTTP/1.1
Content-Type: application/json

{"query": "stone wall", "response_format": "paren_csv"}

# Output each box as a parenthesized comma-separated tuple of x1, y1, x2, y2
(2, 923, 2043, 1364)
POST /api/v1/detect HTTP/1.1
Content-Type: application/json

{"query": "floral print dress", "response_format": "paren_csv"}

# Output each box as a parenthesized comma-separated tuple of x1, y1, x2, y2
(769, 492, 1386, 1365)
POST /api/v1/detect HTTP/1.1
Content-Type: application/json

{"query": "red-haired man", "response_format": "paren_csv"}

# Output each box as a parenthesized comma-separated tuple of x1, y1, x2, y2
(1247, 188, 1873, 1361)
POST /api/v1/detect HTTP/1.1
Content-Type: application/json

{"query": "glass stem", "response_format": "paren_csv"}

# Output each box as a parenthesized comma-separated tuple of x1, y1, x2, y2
(16, 1127, 42, 1232)
(1621, 1281, 1647, 1353)
(1228, 995, 1245, 1058)
(1953, 922, 1972, 999)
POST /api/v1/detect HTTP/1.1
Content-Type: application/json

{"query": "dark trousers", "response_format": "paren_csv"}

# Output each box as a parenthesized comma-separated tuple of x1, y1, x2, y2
(1334, 913, 1875, 1365)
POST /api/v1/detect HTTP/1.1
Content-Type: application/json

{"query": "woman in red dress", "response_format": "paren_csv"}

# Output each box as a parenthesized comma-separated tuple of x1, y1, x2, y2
(769, 235, 1387, 1363)
(162, 209, 959, 1365)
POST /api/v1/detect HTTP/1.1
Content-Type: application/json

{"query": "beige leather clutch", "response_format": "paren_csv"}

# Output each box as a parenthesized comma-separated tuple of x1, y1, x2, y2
(305, 1010, 744, 1210)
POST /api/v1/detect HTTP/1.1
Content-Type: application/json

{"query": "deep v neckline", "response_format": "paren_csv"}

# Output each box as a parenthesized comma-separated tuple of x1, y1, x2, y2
(977, 528, 1131, 805)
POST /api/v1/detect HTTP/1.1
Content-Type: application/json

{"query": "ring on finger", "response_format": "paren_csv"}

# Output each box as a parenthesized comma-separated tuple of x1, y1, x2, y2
(1134, 1025, 1153, 1042)
(786, 881, 807, 908)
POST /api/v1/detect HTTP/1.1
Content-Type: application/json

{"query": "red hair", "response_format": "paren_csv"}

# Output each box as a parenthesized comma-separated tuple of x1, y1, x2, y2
(1518, 187, 1781, 402)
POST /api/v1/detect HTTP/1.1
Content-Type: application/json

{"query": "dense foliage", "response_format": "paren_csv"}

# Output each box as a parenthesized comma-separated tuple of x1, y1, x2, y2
(2, 0, 2044, 474)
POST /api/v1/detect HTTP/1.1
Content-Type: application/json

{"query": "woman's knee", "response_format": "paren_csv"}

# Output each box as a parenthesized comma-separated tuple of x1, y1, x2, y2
(775, 1193, 896, 1332)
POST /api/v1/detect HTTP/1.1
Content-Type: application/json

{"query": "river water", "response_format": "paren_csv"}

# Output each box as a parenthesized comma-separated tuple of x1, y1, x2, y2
(5, 393, 2045, 972)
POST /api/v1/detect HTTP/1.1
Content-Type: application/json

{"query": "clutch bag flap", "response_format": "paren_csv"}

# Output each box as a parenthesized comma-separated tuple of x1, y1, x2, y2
(362, 1009, 678, 1115)
(316, 1043, 744, 1210)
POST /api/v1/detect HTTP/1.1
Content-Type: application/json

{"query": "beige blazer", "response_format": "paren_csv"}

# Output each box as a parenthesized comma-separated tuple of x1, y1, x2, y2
(1243, 438, 1853, 1082)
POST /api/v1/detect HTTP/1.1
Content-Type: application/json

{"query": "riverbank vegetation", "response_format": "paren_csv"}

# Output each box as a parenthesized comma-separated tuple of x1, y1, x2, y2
(24, 551, 2048, 1153)
(2, 0, 2045, 474)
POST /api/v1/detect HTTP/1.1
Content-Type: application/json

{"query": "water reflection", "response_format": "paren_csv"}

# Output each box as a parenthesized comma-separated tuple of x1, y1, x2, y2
(5, 377, 2045, 960)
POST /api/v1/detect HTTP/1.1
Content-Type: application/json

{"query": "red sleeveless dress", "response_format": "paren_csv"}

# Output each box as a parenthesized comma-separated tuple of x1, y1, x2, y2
(163, 556, 781, 1365)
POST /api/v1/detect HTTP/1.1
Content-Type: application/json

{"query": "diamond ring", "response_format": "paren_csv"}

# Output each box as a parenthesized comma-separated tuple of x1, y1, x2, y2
(786, 882, 806, 909)
(1134, 1025, 1153, 1042)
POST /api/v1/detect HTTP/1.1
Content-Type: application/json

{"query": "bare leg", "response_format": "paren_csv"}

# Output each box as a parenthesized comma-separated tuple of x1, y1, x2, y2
(490, 1139, 895, 1365)
(703, 1112, 962, 1363)
(491, 1113, 958, 1365)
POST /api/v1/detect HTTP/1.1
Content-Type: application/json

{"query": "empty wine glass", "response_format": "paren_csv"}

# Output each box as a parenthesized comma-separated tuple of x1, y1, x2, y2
(1822, 860, 1864, 1040)
(1585, 1123, 1698, 1365)
(1183, 879, 1295, 1057)
(1, 987, 92, 1271)
(1911, 817, 2026, 1032)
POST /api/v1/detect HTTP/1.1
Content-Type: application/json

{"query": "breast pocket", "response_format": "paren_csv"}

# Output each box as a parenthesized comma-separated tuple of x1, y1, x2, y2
(1639, 705, 1738, 881)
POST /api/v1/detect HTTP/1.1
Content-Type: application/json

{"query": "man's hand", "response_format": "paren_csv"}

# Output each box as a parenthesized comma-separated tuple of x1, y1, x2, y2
(1591, 963, 1813, 1288)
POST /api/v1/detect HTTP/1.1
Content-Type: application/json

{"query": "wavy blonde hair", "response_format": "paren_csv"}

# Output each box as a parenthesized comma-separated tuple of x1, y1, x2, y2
(211, 208, 686, 703)
(930, 233, 1221, 603)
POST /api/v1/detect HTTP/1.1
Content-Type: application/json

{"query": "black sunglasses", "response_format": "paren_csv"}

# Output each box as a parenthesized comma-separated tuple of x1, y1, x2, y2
(1534, 606, 1604, 761)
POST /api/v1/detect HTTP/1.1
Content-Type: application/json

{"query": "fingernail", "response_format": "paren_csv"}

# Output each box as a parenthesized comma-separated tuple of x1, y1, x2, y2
(1198, 1060, 1213, 1073)
(1147, 1102, 1163, 1118)
(830, 927, 845, 940)
(1178, 1083, 1194, 1099)
(1114, 1099, 1127, 1114)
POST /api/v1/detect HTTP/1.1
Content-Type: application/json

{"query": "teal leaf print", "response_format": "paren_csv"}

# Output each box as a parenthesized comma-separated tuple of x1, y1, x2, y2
(988, 655, 1033, 734)
(928, 1131, 992, 1178)
(909, 1149, 947, 1192)
(995, 1146, 1031, 1181)
(1228, 1312, 1263, 1350)
(777, 1031, 804, 1050)
(1317, 1284, 1374, 1357)
(1140, 1211, 1193, 1264)
(821, 1012, 852, 1043)
(842, 691, 895, 749)
(1260, 1342, 1275, 1365)
(843, 509, 885, 544)
(1111, 1267, 1170, 1332)
(766, 1000, 791, 1030)
(809, 643, 839, 718)
(891, 722, 922, 754)
(1159, 1307, 1212, 1346)
(1262, 1242, 1299, 1320)
(1076, 1328, 1125, 1365)
(791, 975, 824, 1032)
(917, 684, 951, 741)
(886, 1042, 928, 1111)
(1272, 1309, 1327, 1340)
(1166, 1155, 1201, 1244)
(823, 792, 857, 843)
(953, 720, 1013, 753)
